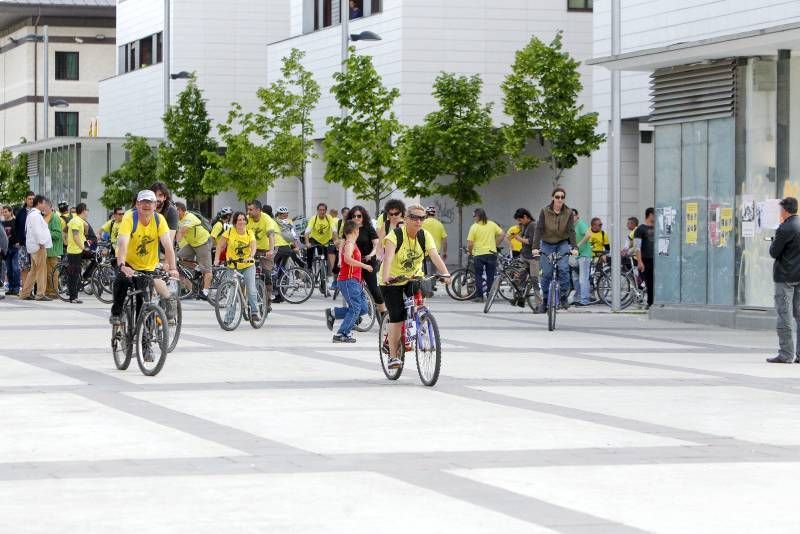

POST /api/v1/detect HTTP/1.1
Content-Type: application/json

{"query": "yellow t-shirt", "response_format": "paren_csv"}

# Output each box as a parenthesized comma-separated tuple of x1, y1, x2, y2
(101, 218, 121, 246)
(421, 217, 447, 252)
(118, 211, 169, 271)
(179, 212, 210, 248)
(223, 227, 255, 270)
(506, 224, 523, 252)
(307, 214, 335, 244)
(589, 229, 610, 254)
(246, 214, 274, 250)
(467, 220, 503, 256)
(382, 227, 436, 286)
(66, 216, 86, 255)
(210, 221, 227, 241)
(273, 217, 293, 247)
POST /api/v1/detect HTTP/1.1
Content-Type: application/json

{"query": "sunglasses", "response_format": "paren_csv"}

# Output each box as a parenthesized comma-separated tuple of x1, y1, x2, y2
(388, 211, 401, 217)
(407, 214, 426, 222)
(352, 214, 363, 219)
(554, 195, 565, 200)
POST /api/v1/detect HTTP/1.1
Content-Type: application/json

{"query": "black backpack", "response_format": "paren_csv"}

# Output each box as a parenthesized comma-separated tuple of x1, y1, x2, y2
(393, 227, 427, 256)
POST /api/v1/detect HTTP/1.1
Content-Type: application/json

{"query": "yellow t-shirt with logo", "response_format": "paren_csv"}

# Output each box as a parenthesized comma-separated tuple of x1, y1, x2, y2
(179, 212, 210, 248)
(273, 217, 293, 247)
(66, 216, 86, 255)
(210, 221, 227, 241)
(421, 217, 447, 252)
(246, 214, 274, 250)
(382, 227, 437, 286)
(101, 218, 121, 246)
(118, 211, 169, 271)
(506, 224, 523, 252)
(588, 229, 610, 254)
(467, 220, 503, 256)
(307, 214, 335, 244)
(223, 227, 255, 270)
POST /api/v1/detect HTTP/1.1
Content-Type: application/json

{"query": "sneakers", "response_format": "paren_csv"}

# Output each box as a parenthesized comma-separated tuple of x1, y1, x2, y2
(325, 308, 335, 331)
(5, 289, 19, 296)
(109, 315, 122, 326)
(332, 333, 356, 343)
(387, 357, 403, 369)
(69, 299, 83, 304)
(197, 291, 208, 301)
(36, 296, 53, 302)
(250, 312, 261, 323)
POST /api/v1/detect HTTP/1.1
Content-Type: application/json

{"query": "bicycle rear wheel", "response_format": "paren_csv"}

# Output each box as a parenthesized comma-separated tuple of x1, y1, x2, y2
(112, 306, 133, 370)
(547, 280, 558, 331)
(215, 280, 243, 331)
(483, 275, 502, 313)
(135, 304, 169, 376)
(446, 269, 476, 301)
(93, 265, 115, 304)
(415, 311, 441, 387)
(279, 267, 314, 304)
(354, 288, 376, 332)
(54, 264, 70, 302)
(249, 279, 268, 329)
(378, 314, 404, 380)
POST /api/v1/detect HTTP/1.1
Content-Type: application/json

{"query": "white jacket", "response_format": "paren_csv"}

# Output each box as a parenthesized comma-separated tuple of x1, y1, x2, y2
(25, 208, 52, 254)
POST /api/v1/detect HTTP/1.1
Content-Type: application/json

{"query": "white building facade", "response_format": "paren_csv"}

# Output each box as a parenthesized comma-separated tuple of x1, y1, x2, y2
(591, 0, 800, 327)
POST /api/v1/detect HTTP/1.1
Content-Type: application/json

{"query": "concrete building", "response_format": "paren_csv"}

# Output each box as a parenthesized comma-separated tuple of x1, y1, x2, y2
(0, 0, 116, 148)
(590, 0, 800, 327)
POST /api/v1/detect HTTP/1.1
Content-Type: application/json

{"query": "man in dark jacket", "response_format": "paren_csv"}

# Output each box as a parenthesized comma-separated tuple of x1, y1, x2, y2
(767, 197, 800, 363)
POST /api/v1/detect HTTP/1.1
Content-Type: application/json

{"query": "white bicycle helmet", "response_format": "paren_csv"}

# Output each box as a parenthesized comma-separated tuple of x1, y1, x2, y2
(276, 206, 289, 214)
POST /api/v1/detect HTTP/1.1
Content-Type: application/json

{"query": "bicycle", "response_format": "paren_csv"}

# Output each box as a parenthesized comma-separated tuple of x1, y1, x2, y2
(538, 251, 571, 332)
(446, 248, 477, 301)
(91, 242, 116, 304)
(110, 271, 171, 376)
(307, 245, 330, 298)
(484, 259, 542, 313)
(332, 279, 377, 332)
(270, 258, 315, 304)
(378, 274, 448, 387)
(176, 256, 229, 305)
(214, 259, 268, 330)
(53, 252, 96, 301)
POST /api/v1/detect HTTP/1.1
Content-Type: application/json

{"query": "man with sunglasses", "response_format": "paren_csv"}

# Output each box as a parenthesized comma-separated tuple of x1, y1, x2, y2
(305, 202, 338, 274)
(532, 187, 577, 312)
(381, 204, 450, 370)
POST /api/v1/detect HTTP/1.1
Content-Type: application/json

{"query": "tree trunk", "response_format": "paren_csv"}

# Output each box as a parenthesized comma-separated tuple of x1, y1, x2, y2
(299, 167, 307, 218)
(458, 204, 464, 268)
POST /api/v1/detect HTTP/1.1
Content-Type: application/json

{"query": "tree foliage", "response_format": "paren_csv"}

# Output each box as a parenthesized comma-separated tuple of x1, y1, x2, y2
(100, 135, 158, 209)
(400, 73, 506, 263)
(0, 150, 30, 205)
(502, 32, 605, 184)
(203, 50, 320, 206)
(159, 75, 218, 201)
(323, 49, 403, 214)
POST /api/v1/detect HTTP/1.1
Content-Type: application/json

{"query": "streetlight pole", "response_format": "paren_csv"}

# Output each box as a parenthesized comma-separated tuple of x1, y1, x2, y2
(163, 0, 171, 141)
(42, 25, 49, 139)
(340, 0, 350, 207)
(610, 0, 622, 311)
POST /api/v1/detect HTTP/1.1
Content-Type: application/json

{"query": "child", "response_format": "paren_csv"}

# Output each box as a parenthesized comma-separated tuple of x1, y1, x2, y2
(325, 220, 373, 342)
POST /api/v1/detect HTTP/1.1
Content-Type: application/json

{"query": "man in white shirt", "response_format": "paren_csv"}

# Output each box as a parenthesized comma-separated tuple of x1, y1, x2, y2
(19, 195, 53, 301)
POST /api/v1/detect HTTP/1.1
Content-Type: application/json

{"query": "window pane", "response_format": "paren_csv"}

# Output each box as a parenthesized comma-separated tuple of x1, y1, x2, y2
(567, 0, 591, 10)
(371, 0, 381, 13)
(55, 52, 78, 80)
(654, 124, 682, 304)
(680, 121, 708, 305)
(140, 36, 153, 67)
(55, 112, 79, 137)
(350, 0, 363, 19)
(157, 32, 163, 63)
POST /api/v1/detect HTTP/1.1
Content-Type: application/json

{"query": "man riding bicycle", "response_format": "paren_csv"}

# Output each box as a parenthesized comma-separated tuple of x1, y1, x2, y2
(109, 190, 179, 325)
(305, 202, 338, 274)
(381, 203, 450, 370)
(175, 202, 213, 300)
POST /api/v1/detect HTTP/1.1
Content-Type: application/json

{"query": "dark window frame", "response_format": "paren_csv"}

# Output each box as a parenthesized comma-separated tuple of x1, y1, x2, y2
(55, 51, 79, 81)
(567, 0, 593, 12)
(313, 0, 382, 32)
(55, 111, 79, 137)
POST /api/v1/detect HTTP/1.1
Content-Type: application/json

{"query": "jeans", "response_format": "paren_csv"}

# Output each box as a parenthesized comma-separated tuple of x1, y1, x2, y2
(473, 254, 497, 298)
(775, 282, 800, 361)
(240, 265, 259, 313)
(334, 278, 367, 336)
(541, 240, 571, 302)
(4, 246, 19, 291)
(576, 256, 591, 304)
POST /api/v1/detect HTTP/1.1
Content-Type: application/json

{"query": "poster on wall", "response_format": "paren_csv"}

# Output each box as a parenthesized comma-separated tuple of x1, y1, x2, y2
(719, 207, 734, 247)
(757, 199, 782, 231)
(685, 202, 699, 245)
(708, 204, 720, 246)
(656, 206, 676, 256)
(741, 195, 756, 238)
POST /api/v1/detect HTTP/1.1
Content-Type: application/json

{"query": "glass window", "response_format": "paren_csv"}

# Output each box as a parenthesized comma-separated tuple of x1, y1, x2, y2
(654, 124, 682, 304)
(680, 121, 708, 305)
(568, 0, 593, 11)
(156, 32, 163, 64)
(55, 51, 78, 80)
(313, 0, 381, 31)
(707, 118, 735, 305)
(139, 36, 153, 67)
(55, 112, 79, 137)
(128, 41, 138, 72)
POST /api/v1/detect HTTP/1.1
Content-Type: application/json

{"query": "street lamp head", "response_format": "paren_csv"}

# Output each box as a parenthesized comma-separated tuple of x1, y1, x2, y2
(22, 33, 43, 42)
(49, 98, 69, 108)
(170, 71, 192, 80)
(350, 31, 382, 42)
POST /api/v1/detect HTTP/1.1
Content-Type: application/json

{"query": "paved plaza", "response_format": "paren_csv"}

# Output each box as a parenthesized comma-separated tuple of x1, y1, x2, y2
(0, 291, 796, 533)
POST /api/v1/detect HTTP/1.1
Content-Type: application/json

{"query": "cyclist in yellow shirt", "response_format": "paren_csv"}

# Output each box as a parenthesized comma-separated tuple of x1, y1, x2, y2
(304, 202, 338, 273)
(176, 202, 213, 299)
(110, 190, 179, 325)
(100, 207, 124, 253)
(214, 211, 260, 322)
(381, 203, 450, 370)
(467, 208, 505, 302)
(507, 223, 523, 258)
(246, 200, 276, 301)
(588, 217, 610, 257)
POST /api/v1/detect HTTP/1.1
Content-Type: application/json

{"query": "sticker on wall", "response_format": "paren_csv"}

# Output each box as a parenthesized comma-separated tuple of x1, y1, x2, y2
(757, 199, 782, 231)
(685, 202, 699, 245)
(719, 207, 734, 247)
(656, 206, 675, 256)
(709, 204, 720, 246)
(741, 196, 756, 238)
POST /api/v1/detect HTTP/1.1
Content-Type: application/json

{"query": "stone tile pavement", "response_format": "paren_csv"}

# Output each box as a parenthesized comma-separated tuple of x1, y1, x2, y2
(0, 290, 795, 533)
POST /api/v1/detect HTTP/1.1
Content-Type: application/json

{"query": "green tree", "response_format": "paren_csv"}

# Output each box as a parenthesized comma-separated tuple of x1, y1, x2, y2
(100, 135, 158, 209)
(323, 49, 403, 215)
(400, 72, 506, 266)
(159, 74, 218, 203)
(502, 32, 604, 185)
(0, 150, 30, 205)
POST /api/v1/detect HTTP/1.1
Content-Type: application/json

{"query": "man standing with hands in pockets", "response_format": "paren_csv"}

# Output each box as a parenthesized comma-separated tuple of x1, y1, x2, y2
(767, 197, 800, 363)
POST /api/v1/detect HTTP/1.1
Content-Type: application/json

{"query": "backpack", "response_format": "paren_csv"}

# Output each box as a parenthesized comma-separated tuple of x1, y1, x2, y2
(189, 210, 212, 233)
(393, 227, 427, 256)
(277, 218, 298, 243)
(131, 209, 161, 234)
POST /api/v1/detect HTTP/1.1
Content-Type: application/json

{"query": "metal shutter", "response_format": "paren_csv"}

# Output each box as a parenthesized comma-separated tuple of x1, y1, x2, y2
(650, 59, 737, 124)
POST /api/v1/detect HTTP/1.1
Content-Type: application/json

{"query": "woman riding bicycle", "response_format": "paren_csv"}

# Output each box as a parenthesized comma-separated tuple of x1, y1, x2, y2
(213, 211, 260, 323)
(345, 205, 386, 317)
(532, 187, 577, 312)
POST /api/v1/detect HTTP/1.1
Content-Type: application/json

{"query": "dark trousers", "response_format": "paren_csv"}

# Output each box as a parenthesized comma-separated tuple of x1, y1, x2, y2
(642, 257, 654, 306)
(362, 259, 384, 305)
(4, 246, 20, 291)
(111, 272, 148, 317)
(275, 245, 303, 270)
(474, 254, 497, 298)
(67, 253, 82, 301)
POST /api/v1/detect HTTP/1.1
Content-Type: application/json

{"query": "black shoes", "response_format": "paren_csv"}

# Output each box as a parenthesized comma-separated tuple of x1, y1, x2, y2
(766, 356, 794, 363)
(332, 334, 356, 343)
(325, 308, 335, 331)
(69, 299, 83, 304)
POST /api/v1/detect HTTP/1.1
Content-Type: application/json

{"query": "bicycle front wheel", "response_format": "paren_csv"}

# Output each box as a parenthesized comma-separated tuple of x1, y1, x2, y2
(279, 268, 314, 304)
(483, 275, 502, 314)
(135, 304, 169, 376)
(164, 297, 182, 353)
(415, 311, 442, 387)
(215, 280, 243, 331)
(249, 279, 268, 329)
(547, 280, 558, 332)
(378, 314, 404, 380)
(93, 265, 115, 304)
(112, 306, 133, 370)
(54, 264, 70, 302)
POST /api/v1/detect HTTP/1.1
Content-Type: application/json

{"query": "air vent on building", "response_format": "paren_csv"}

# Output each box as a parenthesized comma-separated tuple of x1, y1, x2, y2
(640, 130, 653, 144)
(27, 153, 38, 177)
(650, 59, 737, 124)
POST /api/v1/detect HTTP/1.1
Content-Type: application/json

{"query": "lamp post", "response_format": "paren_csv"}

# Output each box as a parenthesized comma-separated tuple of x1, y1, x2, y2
(163, 0, 170, 140)
(22, 26, 49, 140)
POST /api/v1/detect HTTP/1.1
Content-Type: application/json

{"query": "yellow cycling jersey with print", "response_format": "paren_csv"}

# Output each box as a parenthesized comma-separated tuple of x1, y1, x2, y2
(506, 224, 523, 252)
(223, 227, 255, 269)
(307, 214, 335, 243)
(382, 227, 437, 286)
(117, 211, 169, 271)
(66, 216, 86, 254)
(246, 214, 275, 250)
(210, 221, 228, 241)
(179, 212, 210, 248)
(421, 217, 447, 251)
(101, 219, 120, 246)
(588, 229, 610, 254)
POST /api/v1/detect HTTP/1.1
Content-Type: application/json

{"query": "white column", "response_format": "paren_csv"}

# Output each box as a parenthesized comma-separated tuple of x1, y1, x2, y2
(609, 0, 622, 311)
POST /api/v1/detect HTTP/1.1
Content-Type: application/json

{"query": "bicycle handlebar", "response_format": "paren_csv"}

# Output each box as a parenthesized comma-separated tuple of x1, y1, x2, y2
(387, 273, 450, 284)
